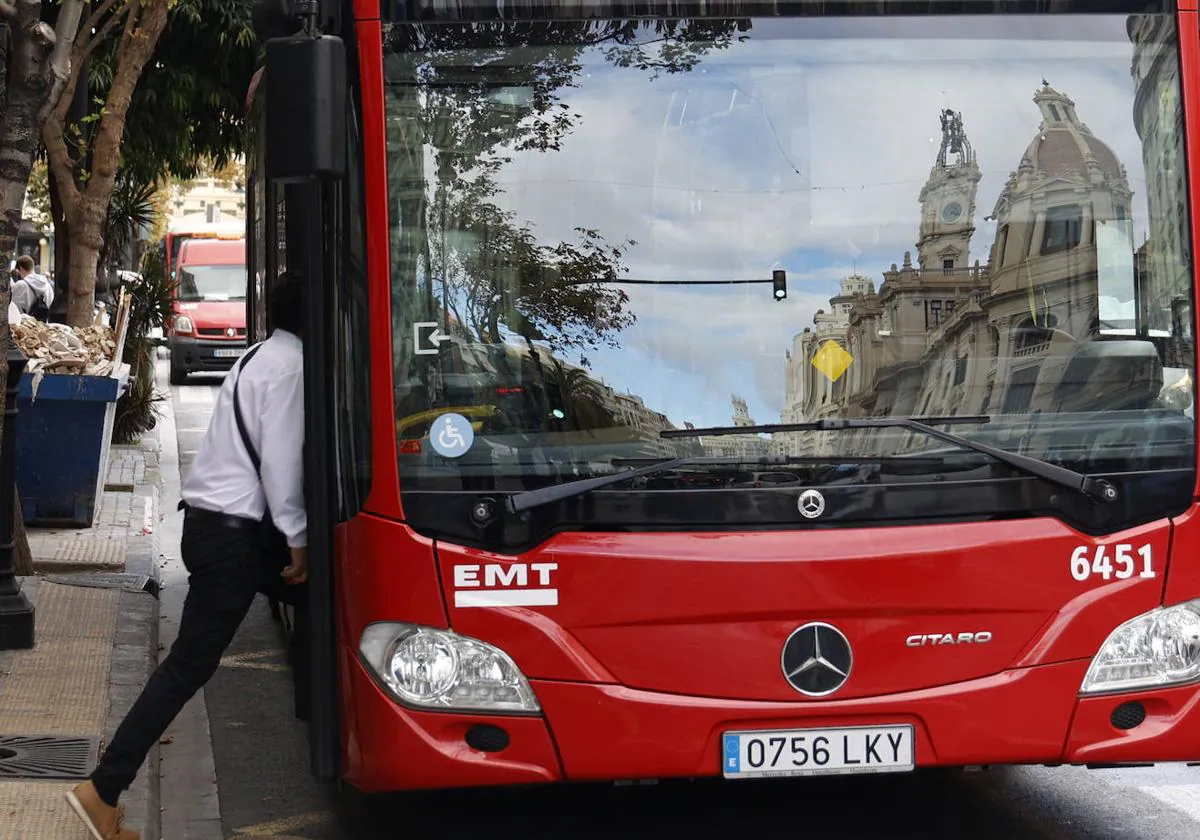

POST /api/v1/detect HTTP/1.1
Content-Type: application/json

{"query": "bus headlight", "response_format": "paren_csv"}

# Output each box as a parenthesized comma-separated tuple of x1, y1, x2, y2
(1081, 600, 1200, 694)
(358, 623, 541, 714)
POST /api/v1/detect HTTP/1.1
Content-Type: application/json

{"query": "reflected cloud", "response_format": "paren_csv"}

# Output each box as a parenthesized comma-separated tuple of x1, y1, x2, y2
(470, 15, 1155, 427)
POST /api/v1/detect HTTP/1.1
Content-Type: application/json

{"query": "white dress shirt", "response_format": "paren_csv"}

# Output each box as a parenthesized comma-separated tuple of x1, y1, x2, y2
(181, 329, 307, 548)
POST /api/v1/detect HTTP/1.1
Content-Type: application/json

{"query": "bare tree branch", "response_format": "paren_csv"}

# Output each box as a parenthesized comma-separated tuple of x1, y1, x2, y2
(118, 0, 139, 49)
(64, 0, 171, 325)
(84, 0, 131, 57)
(82, 0, 122, 38)
(41, 0, 94, 207)
(38, 0, 86, 127)
(43, 70, 84, 212)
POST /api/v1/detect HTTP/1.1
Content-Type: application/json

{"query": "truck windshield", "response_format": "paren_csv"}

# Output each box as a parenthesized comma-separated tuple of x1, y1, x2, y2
(383, 8, 1196, 536)
(178, 265, 246, 302)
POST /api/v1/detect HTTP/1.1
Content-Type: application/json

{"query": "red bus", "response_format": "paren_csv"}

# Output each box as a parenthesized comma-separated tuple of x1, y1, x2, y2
(247, 0, 1200, 792)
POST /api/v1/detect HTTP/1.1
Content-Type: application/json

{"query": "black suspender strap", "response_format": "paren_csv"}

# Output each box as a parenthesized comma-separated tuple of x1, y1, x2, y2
(231, 343, 266, 475)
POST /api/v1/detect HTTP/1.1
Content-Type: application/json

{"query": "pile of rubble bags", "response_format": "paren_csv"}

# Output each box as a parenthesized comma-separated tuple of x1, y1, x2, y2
(11, 312, 118, 379)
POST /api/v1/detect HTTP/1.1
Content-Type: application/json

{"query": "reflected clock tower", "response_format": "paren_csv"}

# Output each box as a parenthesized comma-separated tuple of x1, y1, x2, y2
(916, 108, 982, 272)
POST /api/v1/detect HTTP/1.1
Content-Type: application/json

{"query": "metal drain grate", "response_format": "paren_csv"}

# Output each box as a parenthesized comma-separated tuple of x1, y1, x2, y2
(0, 735, 99, 780)
(45, 572, 159, 596)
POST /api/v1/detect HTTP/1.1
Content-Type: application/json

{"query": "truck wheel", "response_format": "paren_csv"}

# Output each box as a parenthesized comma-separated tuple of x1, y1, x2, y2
(169, 366, 187, 386)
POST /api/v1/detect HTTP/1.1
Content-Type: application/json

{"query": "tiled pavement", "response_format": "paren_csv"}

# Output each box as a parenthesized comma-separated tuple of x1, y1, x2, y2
(0, 428, 163, 839)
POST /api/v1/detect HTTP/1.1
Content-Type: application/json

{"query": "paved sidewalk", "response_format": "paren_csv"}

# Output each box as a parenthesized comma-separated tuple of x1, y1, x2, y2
(0, 430, 163, 839)
(26, 443, 160, 576)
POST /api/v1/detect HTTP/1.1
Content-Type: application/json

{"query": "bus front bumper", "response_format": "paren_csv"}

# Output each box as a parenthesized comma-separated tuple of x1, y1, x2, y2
(339, 655, 1200, 793)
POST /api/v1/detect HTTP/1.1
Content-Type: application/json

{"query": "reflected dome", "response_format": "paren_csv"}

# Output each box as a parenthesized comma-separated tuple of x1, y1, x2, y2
(1017, 83, 1124, 182)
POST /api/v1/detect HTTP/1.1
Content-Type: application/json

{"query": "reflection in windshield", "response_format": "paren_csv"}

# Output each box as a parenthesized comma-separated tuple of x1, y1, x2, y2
(178, 265, 247, 302)
(383, 11, 1195, 506)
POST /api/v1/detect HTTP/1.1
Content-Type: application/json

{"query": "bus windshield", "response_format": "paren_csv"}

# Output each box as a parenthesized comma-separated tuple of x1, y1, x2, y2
(383, 10, 1196, 528)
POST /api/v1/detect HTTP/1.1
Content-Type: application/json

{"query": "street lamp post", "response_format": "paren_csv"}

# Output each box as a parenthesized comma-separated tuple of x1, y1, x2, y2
(0, 341, 33, 650)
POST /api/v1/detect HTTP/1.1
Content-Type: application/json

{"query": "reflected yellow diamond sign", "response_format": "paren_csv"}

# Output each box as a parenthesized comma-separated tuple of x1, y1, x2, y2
(812, 340, 854, 382)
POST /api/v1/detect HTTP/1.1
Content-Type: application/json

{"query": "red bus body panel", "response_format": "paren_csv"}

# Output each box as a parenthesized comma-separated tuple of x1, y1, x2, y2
(438, 521, 1169, 697)
(335, 511, 1200, 790)
(331, 7, 1200, 791)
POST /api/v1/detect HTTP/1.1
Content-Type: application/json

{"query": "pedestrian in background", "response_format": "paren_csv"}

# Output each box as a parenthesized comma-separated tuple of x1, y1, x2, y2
(11, 255, 53, 319)
(66, 272, 308, 840)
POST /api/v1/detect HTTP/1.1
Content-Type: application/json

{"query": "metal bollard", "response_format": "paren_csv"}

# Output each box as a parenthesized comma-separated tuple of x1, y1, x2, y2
(0, 341, 34, 650)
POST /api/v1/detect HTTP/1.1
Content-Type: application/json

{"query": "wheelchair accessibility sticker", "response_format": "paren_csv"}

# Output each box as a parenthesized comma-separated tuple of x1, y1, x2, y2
(430, 413, 474, 458)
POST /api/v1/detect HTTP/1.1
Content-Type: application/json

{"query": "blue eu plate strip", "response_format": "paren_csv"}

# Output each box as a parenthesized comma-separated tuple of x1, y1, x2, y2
(723, 734, 740, 773)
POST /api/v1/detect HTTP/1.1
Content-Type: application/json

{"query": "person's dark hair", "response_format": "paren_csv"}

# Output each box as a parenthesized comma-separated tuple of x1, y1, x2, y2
(270, 271, 305, 336)
(15, 255, 34, 273)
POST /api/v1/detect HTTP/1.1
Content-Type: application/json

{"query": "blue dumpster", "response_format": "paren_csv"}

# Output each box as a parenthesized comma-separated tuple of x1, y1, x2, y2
(16, 364, 131, 527)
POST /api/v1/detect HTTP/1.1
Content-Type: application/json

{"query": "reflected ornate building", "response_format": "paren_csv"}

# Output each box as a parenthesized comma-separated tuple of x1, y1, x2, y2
(781, 83, 1157, 455)
(699, 396, 772, 458)
(1129, 14, 1192, 358)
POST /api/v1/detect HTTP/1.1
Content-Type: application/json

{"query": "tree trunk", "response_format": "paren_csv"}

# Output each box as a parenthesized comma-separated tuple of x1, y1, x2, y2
(0, 7, 62, 568)
(65, 202, 105, 326)
(48, 167, 69, 310)
(0, 0, 87, 570)
(0, 20, 54, 268)
(54, 0, 172, 328)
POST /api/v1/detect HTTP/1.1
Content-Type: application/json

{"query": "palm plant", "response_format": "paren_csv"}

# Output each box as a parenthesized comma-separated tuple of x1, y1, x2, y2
(112, 241, 176, 444)
(101, 174, 158, 272)
(545, 358, 617, 430)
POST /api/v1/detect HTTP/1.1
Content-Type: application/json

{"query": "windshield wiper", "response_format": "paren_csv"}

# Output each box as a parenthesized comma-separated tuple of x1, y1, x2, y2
(507, 447, 971, 515)
(663, 416, 1118, 504)
(506, 455, 744, 513)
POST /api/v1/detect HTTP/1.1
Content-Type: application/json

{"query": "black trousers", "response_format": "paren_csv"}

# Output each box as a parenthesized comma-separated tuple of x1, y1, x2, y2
(90, 508, 260, 806)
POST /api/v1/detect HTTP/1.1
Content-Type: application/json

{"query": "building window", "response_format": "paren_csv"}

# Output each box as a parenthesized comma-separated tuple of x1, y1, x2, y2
(927, 300, 942, 329)
(995, 224, 1010, 267)
(1014, 315, 1057, 356)
(1042, 204, 1083, 255)
(1002, 365, 1040, 413)
(954, 355, 967, 386)
(942, 258, 954, 274)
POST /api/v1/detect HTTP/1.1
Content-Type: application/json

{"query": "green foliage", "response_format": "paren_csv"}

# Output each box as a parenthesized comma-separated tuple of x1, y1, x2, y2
(112, 243, 177, 444)
(127, 242, 176, 339)
(113, 338, 162, 445)
(92, 0, 258, 185)
(101, 175, 158, 269)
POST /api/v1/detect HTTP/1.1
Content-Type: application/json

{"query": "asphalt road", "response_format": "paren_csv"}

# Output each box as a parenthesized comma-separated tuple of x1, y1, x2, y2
(167, 371, 1200, 840)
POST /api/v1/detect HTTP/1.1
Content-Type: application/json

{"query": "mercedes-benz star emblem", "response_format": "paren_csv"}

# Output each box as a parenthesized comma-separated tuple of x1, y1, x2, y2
(797, 488, 826, 520)
(781, 622, 853, 697)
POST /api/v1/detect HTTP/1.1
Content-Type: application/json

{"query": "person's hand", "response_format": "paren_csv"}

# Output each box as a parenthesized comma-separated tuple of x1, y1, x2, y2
(281, 546, 308, 584)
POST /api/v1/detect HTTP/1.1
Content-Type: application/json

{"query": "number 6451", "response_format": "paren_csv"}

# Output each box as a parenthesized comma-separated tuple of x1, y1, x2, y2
(1070, 544, 1153, 582)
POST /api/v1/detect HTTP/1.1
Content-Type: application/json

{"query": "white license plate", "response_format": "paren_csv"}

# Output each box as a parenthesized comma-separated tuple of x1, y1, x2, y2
(722, 724, 914, 779)
(213, 348, 244, 358)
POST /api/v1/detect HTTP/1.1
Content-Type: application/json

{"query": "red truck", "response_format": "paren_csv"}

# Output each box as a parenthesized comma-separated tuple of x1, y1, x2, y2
(167, 237, 248, 384)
